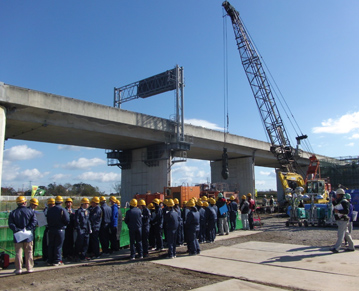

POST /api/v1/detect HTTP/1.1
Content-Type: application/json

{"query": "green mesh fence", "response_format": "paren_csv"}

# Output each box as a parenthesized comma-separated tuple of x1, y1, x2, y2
(1, 209, 243, 258)
(235, 216, 243, 230)
(120, 208, 129, 247)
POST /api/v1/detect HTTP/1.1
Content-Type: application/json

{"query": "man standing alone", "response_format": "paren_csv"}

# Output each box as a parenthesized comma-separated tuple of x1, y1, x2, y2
(330, 188, 355, 253)
(8, 196, 37, 274)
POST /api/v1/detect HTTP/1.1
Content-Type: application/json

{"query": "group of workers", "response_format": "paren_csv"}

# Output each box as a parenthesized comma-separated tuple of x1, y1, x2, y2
(8, 192, 257, 274)
(8, 195, 121, 275)
(124, 192, 257, 259)
(261, 195, 275, 213)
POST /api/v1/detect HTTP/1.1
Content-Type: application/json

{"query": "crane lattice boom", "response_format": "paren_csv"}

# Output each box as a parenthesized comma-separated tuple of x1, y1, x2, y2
(222, 1, 295, 172)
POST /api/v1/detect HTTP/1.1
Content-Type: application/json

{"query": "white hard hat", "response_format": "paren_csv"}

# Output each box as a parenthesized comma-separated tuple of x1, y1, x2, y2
(336, 188, 345, 195)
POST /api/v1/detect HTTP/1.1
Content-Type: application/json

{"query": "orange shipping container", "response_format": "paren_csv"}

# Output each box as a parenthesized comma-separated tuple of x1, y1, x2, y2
(134, 192, 164, 205)
(164, 186, 201, 206)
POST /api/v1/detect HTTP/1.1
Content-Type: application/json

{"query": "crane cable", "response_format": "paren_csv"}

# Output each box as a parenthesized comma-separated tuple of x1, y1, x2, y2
(221, 9, 229, 180)
(242, 19, 315, 156)
(223, 10, 229, 144)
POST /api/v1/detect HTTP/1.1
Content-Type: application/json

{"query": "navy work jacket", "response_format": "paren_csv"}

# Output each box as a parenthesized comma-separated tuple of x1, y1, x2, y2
(165, 208, 179, 231)
(8, 205, 37, 243)
(125, 207, 143, 230)
(90, 205, 102, 231)
(47, 204, 70, 230)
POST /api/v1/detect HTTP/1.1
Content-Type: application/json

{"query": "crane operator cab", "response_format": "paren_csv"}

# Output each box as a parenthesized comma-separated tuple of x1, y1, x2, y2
(305, 179, 330, 204)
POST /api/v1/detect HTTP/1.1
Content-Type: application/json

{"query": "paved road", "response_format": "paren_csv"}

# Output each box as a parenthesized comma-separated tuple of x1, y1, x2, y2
(154, 239, 359, 290)
(2, 230, 358, 291)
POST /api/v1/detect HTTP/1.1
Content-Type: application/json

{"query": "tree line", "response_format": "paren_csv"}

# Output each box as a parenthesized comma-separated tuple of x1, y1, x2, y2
(1, 182, 121, 197)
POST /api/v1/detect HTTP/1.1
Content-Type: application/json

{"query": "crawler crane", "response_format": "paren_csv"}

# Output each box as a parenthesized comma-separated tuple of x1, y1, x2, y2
(222, 1, 331, 226)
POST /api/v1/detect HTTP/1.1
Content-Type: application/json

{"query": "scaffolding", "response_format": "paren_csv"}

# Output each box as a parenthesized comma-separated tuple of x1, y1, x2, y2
(320, 156, 359, 189)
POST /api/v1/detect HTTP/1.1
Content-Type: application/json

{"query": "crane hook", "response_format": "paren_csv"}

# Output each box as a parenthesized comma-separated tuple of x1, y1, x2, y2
(221, 147, 229, 180)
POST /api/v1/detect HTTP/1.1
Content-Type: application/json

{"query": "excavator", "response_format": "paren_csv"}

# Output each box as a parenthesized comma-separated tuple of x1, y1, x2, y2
(222, 1, 331, 226)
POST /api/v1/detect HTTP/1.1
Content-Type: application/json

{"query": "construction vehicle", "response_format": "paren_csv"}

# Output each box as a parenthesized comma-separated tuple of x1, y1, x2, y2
(302, 155, 333, 226)
(285, 187, 305, 227)
(222, 1, 331, 225)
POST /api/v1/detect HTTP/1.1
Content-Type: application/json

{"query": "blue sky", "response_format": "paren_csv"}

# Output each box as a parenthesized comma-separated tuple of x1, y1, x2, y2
(1, 0, 359, 194)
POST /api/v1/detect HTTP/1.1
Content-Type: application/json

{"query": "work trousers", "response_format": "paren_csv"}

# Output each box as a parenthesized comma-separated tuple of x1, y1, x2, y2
(199, 222, 206, 243)
(241, 213, 249, 230)
(63, 227, 74, 258)
(75, 231, 89, 260)
(334, 220, 354, 250)
(129, 228, 143, 258)
(48, 228, 65, 264)
(99, 224, 110, 254)
(348, 221, 353, 234)
(15, 241, 33, 272)
(206, 221, 216, 242)
(154, 225, 163, 249)
(149, 225, 156, 249)
(167, 228, 177, 258)
(218, 217, 229, 235)
(186, 229, 200, 254)
(142, 224, 150, 255)
(90, 230, 100, 257)
(176, 222, 184, 245)
(110, 227, 119, 252)
(229, 212, 237, 231)
(248, 212, 254, 230)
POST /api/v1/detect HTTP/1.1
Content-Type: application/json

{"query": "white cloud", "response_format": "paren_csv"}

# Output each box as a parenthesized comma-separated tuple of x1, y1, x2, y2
(21, 169, 49, 180)
(58, 145, 82, 151)
(349, 133, 359, 139)
(185, 119, 223, 131)
(346, 142, 355, 147)
(256, 180, 266, 186)
(77, 171, 121, 182)
(259, 171, 270, 176)
(51, 173, 71, 180)
(172, 162, 210, 186)
(58, 145, 94, 151)
(4, 145, 42, 161)
(57, 157, 106, 170)
(312, 112, 359, 134)
(2, 161, 21, 181)
(2, 165, 49, 182)
(259, 170, 276, 177)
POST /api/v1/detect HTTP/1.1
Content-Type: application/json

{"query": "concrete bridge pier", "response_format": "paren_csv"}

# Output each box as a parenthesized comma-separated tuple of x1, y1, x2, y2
(211, 156, 255, 197)
(120, 147, 171, 204)
(0, 106, 5, 195)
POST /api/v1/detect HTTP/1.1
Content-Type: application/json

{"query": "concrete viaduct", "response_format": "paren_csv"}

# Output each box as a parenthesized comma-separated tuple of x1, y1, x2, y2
(0, 82, 331, 202)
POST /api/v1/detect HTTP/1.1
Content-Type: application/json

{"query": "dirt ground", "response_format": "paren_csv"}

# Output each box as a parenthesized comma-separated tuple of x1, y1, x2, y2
(2, 214, 358, 291)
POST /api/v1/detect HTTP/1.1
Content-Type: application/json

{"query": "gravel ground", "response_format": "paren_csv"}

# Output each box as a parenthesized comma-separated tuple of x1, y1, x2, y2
(2, 214, 357, 291)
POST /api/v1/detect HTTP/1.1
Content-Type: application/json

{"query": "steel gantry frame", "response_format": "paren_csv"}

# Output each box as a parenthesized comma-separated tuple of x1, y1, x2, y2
(109, 65, 190, 169)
